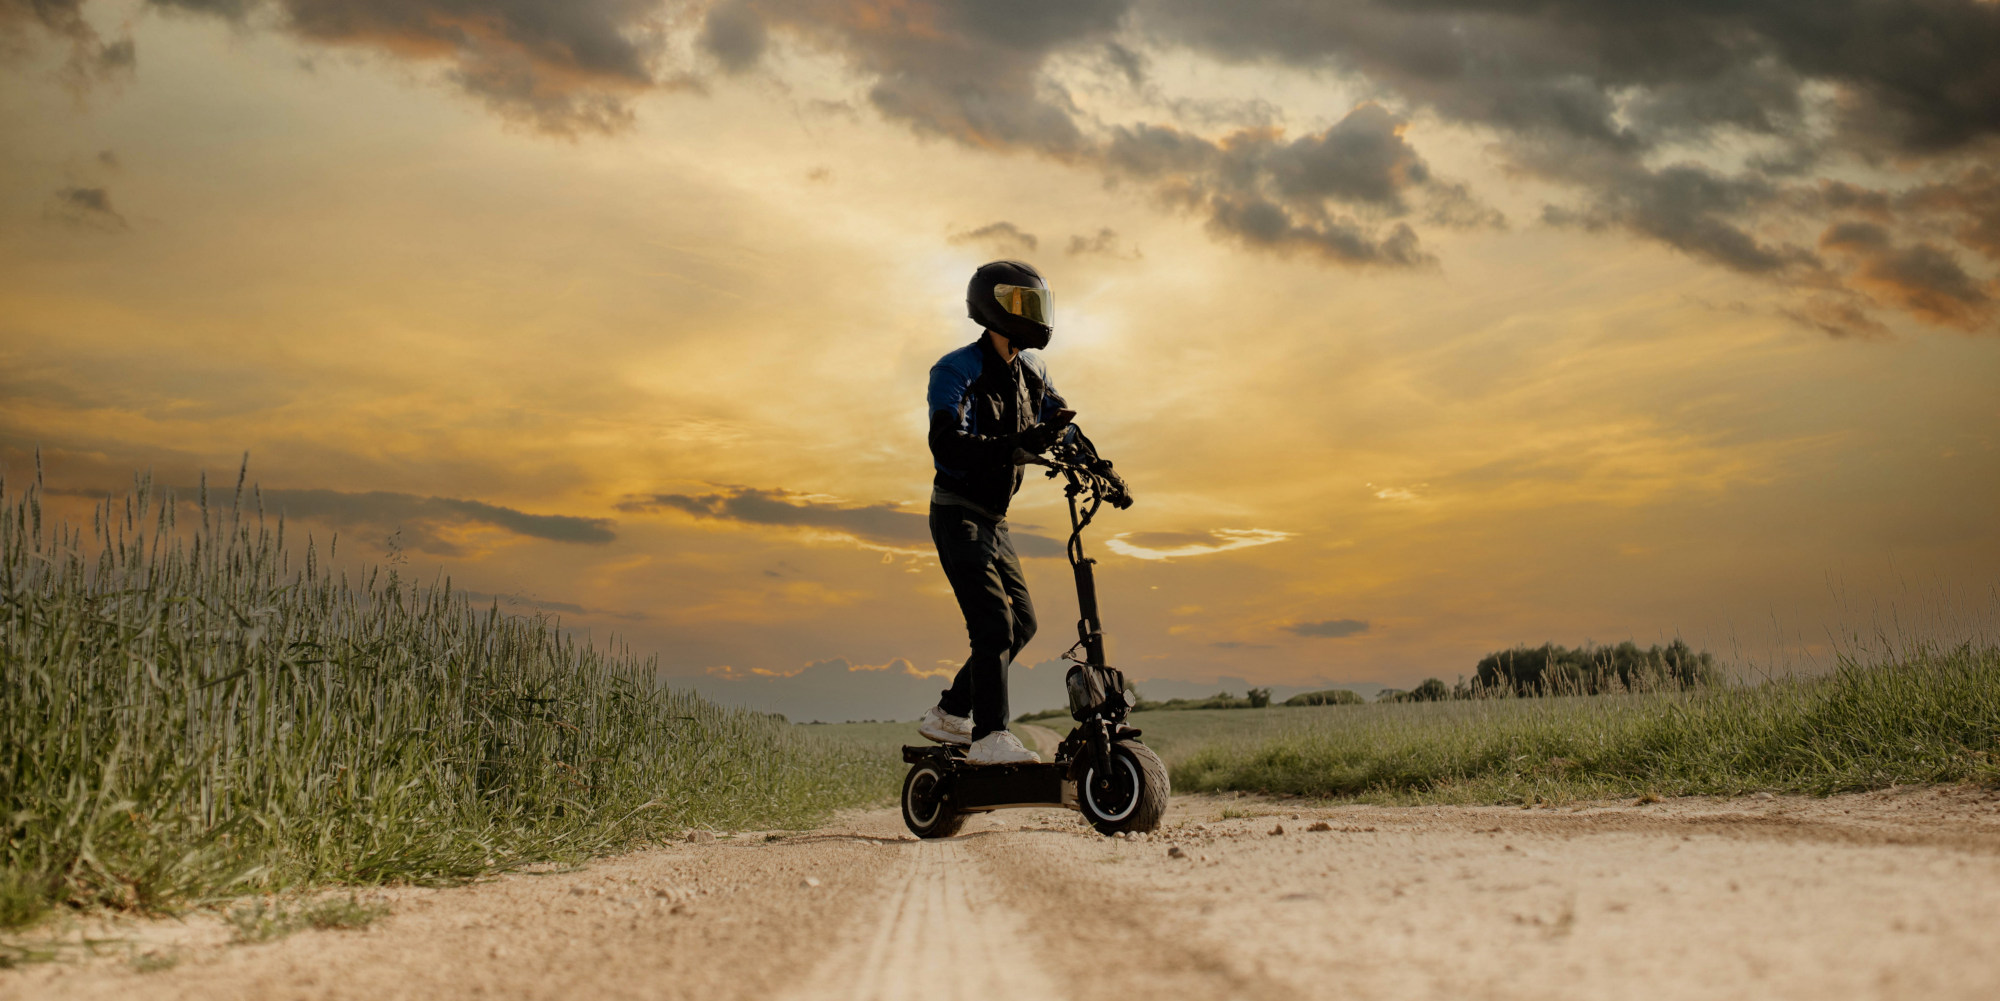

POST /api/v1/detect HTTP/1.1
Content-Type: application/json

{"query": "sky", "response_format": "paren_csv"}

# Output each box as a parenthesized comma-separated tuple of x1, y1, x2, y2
(3, 0, 1997, 722)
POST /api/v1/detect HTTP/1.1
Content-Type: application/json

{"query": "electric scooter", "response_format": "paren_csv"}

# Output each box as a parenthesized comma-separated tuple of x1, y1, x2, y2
(900, 428, 1169, 838)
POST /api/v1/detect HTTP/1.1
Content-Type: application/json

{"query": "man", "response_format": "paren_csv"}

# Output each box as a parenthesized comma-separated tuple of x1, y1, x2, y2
(917, 260, 1074, 765)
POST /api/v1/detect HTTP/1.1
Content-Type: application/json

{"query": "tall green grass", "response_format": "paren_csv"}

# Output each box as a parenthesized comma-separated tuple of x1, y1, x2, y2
(1, 468, 897, 923)
(1173, 642, 2000, 803)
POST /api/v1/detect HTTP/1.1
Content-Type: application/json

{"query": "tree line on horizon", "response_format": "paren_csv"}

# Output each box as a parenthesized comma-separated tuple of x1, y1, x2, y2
(1016, 639, 1723, 721)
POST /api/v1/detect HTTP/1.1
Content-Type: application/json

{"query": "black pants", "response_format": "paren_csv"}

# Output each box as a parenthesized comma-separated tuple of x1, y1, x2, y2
(930, 502, 1037, 740)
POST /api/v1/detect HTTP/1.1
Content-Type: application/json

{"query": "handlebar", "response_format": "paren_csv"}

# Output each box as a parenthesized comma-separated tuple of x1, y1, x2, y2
(1016, 430, 1133, 511)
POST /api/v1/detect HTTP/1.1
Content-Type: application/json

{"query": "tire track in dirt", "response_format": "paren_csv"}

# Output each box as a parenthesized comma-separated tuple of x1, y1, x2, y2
(10, 787, 1999, 1001)
(783, 839, 1066, 1001)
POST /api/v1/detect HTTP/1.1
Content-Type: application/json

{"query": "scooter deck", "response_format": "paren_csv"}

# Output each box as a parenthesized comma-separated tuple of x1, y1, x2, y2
(902, 745, 1072, 812)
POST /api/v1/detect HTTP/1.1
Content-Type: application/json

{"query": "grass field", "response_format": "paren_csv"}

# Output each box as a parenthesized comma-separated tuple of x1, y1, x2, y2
(1171, 642, 2000, 803)
(10, 466, 1992, 932)
(0, 472, 899, 927)
(819, 641, 2000, 808)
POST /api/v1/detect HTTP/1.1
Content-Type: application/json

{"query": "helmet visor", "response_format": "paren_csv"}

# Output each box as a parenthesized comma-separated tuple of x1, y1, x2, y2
(994, 284, 1052, 325)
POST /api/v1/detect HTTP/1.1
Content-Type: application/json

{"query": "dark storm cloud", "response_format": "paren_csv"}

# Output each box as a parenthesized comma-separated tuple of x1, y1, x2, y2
(149, 0, 253, 15)
(622, 486, 1063, 557)
(1109, 103, 1436, 210)
(948, 221, 1039, 254)
(1137, 0, 2000, 330)
(1102, 103, 1478, 266)
(1901, 167, 2000, 262)
(1540, 162, 1809, 275)
(139, 0, 674, 135)
(1102, 39, 1146, 87)
(1141, 0, 2000, 156)
(3, 0, 133, 87)
(700, 0, 764, 73)
(1286, 618, 1370, 639)
(754, 0, 1131, 155)
(49, 186, 128, 230)
(59, 0, 1997, 328)
(1820, 222, 1992, 330)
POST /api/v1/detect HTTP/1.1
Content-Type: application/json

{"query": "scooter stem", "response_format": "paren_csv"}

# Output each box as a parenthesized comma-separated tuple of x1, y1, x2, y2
(1066, 475, 1108, 667)
(1073, 556, 1106, 667)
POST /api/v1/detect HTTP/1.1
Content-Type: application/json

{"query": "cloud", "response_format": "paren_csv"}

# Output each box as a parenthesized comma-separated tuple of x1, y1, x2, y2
(622, 486, 1065, 557)
(1138, 0, 2000, 330)
(1066, 227, 1139, 259)
(3, 0, 134, 90)
(277, 489, 615, 542)
(759, 0, 1124, 155)
(1820, 222, 1993, 330)
(949, 220, 1039, 254)
(45, 483, 616, 554)
(48, 186, 128, 231)
(700, 0, 764, 74)
(1541, 162, 1810, 276)
(111, 0, 2000, 329)
(1779, 295, 1891, 339)
(458, 589, 648, 621)
(1901, 166, 2000, 262)
(1367, 482, 1425, 502)
(1104, 527, 1291, 560)
(1104, 103, 1476, 266)
(144, 0, 679, 135)
(1145, 0, 2000, 157)
(1286, 618, 1370, 639)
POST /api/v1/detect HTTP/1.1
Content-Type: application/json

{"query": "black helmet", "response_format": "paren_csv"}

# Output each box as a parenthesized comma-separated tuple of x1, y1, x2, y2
(966, 260, 1053, 351)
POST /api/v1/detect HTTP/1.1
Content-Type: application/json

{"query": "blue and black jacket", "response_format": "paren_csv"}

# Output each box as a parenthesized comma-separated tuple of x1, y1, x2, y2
(926, 337, 1070, 518)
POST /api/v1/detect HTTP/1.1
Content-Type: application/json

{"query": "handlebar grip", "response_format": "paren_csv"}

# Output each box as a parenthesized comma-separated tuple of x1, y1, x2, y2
(1099, 467, 1134, 509)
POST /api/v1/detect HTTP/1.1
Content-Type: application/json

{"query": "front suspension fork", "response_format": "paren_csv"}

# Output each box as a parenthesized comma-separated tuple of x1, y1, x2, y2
(1091, 718, 1113, 783)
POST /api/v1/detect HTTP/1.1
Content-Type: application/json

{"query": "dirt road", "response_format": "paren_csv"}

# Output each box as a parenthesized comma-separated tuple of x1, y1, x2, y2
(8, 784, 1999, 1001)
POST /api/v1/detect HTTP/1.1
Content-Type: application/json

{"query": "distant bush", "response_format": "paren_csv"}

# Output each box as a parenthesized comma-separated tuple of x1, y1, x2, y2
(1134, 692, 1257, 712)
(1247, 687, 1272, 708)
(1379, 678, 1451, 703)
(1475, 639, 1721, 696)
(1015, 707, 1072, 723)
(1285, 689, 1364, 707)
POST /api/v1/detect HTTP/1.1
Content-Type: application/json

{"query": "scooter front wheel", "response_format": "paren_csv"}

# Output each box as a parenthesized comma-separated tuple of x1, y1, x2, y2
(901, 760, 967, 839)
(1079, 740, 1169, 835)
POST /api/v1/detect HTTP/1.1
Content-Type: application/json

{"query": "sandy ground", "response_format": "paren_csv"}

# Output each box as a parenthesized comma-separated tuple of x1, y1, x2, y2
(6, 779, 1999, 1001)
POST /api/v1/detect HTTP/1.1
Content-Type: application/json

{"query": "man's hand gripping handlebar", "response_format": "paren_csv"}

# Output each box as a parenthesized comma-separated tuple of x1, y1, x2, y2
(1015, 427, 1133, 510)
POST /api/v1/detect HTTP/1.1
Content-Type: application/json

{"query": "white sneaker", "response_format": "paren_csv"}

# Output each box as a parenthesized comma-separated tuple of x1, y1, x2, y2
(918, 706, 972, 745)
(964, 731, 1040, 765)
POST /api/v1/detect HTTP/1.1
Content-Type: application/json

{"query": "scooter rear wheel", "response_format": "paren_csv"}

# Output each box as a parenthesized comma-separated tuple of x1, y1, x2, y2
(1079, 740, 1169, 835)
(901, 760, 967, 839)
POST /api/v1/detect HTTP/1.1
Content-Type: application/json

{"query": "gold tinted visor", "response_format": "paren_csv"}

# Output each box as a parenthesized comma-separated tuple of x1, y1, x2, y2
(994, 284, 1052, 324)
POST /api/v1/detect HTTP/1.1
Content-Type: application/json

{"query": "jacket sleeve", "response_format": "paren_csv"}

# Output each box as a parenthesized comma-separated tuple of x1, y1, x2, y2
(927, 360, 1015, 469)
(1033, 358, 1070, 424)
(1028, 354, 1079, 444)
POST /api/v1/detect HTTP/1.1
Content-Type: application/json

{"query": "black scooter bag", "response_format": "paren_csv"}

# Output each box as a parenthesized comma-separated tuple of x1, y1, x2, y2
(1066, 662, 1132, 720)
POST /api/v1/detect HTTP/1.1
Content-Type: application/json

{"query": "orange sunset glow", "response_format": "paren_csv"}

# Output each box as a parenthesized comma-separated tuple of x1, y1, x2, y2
(4, 0, 1996, 721)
